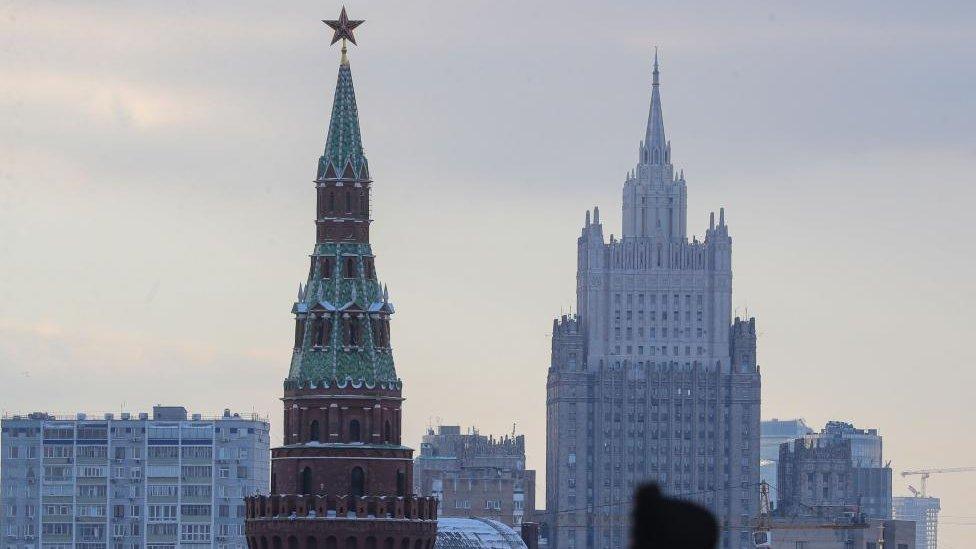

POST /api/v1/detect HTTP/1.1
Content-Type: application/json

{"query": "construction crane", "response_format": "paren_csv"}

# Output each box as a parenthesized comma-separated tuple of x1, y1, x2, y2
(901, 467, 976, 497)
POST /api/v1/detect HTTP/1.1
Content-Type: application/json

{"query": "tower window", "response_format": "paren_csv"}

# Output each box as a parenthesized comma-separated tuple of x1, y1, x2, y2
(312, 319, 324, 348)
(349, 420, 361, 442)
(345, 191, 352, 213)
(344, 257, 357, 278)
(301, 467, 313, 495)
(396, 470, 406, 497)
(321, 318, 332, 346)
(310, 420, 320, 443)
(363, 257, 376, 279)
(294, 319, 306, 349)
(350, 467, 365, 497)
(320, 257, 335, 279)
(384, 420, 392, 443)
(329, 191, 336, 212)
(346, 318, 362, 347)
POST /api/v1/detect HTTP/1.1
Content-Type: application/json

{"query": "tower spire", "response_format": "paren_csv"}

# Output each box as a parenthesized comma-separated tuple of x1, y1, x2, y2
(319, 8, 367, 180)
(644, 47, 668, 166)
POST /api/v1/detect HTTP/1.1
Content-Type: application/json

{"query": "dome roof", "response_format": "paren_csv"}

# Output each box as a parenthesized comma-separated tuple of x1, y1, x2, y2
(435, 517, 528, 549)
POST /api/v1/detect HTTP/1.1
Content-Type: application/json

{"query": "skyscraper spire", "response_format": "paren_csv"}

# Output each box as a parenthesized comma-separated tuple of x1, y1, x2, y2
(644, 47, 668, 166)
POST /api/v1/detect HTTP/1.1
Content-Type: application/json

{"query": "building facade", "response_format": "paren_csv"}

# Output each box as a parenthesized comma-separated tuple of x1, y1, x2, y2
(893, 496, 939, 549)
(0, 406, 269, 549)
(414, 426, 536, 527)
(776, 421, 892, 521)
(760, 419, 813, 499)
(767, 517, 915, 549)
(806, 422, 891, 519)
(243, 12, 438, 549)
(546, 55, 761, 549)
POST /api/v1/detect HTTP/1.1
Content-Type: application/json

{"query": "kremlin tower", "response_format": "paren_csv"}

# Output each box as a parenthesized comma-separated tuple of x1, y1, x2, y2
(245, 8, 439, 549)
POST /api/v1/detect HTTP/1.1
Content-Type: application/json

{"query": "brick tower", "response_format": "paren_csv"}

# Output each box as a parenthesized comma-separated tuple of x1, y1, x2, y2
(245, 9, 438, 549)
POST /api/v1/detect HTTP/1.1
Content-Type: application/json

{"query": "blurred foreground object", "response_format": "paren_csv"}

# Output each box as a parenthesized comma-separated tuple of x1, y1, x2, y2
(631, 484, 718, 549)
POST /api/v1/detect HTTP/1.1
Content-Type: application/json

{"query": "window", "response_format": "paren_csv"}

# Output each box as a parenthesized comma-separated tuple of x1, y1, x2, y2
(301, 467, 313, 495)
(351, 467, 365, 497)
(346, 318, 362, 346)
(320, 257, 335, 279)
(181, 485, 212, 498)
(180, 504, 211, 517)
(310, 420, 321, 442)
(349, 420, 361, 442)
(148, 446, 179, 460)
(181, 446, 212, 459)
(148, 504, 178, 522)
(180, 523, 212, 543)
(181, 465, 212, 480)
(344, 257, 357, 278)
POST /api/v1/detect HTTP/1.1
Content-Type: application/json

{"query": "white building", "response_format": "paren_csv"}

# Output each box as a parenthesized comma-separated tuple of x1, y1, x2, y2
(1, 406, 269, 549)
(547, 54, 761, 549)
(894, 496, 940, 549)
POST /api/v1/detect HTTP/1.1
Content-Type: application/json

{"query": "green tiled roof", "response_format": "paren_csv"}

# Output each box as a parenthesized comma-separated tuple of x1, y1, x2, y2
(288, 56, 398, 387)
(317, 61, 366, 179)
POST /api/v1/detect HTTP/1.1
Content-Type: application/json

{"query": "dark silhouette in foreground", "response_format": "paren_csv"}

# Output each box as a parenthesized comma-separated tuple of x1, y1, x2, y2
(631, 484, 719, 549)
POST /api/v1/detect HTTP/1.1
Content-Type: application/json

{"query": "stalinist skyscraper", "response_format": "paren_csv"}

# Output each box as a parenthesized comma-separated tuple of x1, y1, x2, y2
(546, 54, 761, 549)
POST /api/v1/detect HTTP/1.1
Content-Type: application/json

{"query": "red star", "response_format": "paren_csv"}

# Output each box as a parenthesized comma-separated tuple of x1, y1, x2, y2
(323, 6, 364, 46)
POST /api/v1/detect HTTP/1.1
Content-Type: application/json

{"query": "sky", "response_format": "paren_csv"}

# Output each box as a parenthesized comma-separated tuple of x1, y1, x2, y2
(1, 0, 975, 545)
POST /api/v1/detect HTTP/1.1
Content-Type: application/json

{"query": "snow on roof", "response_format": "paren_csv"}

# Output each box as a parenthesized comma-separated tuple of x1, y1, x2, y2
(435, 517, 527, 549)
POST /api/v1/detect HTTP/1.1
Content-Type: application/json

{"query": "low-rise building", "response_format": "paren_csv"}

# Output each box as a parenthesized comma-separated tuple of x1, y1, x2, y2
(415, 425, 535, 527)
(766, 517, 915, 548)
(1, 406, 269, 549)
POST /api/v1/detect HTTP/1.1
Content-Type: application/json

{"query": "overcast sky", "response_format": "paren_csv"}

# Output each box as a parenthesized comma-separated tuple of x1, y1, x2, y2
(2, 1, 975, 545)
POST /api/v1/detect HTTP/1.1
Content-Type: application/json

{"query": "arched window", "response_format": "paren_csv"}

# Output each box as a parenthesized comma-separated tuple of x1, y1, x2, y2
(329, 191, 335, 212)
(274, 537, 283, 549)
(346, 537, 358, 549)
(271, 472, 277, 493)
(349, 420, 361, 442)
(310, 421, 320, 442)
(261, 537, 269, 549)
(351, 466, 365, 497)
(289, 537, 300, 549)
(307, 537, 319, 549)
(301, 467, 313, 495)
(326, 537, 338, 549)
(384, 420, 392, 443)
(359, 191, 367, 216)
(344, 257, 357, 278)
(384, 538, 395, 549)
(396, 470, 405, 497)
(365, 537, 377, 549)
(345, 191, 352, 213)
